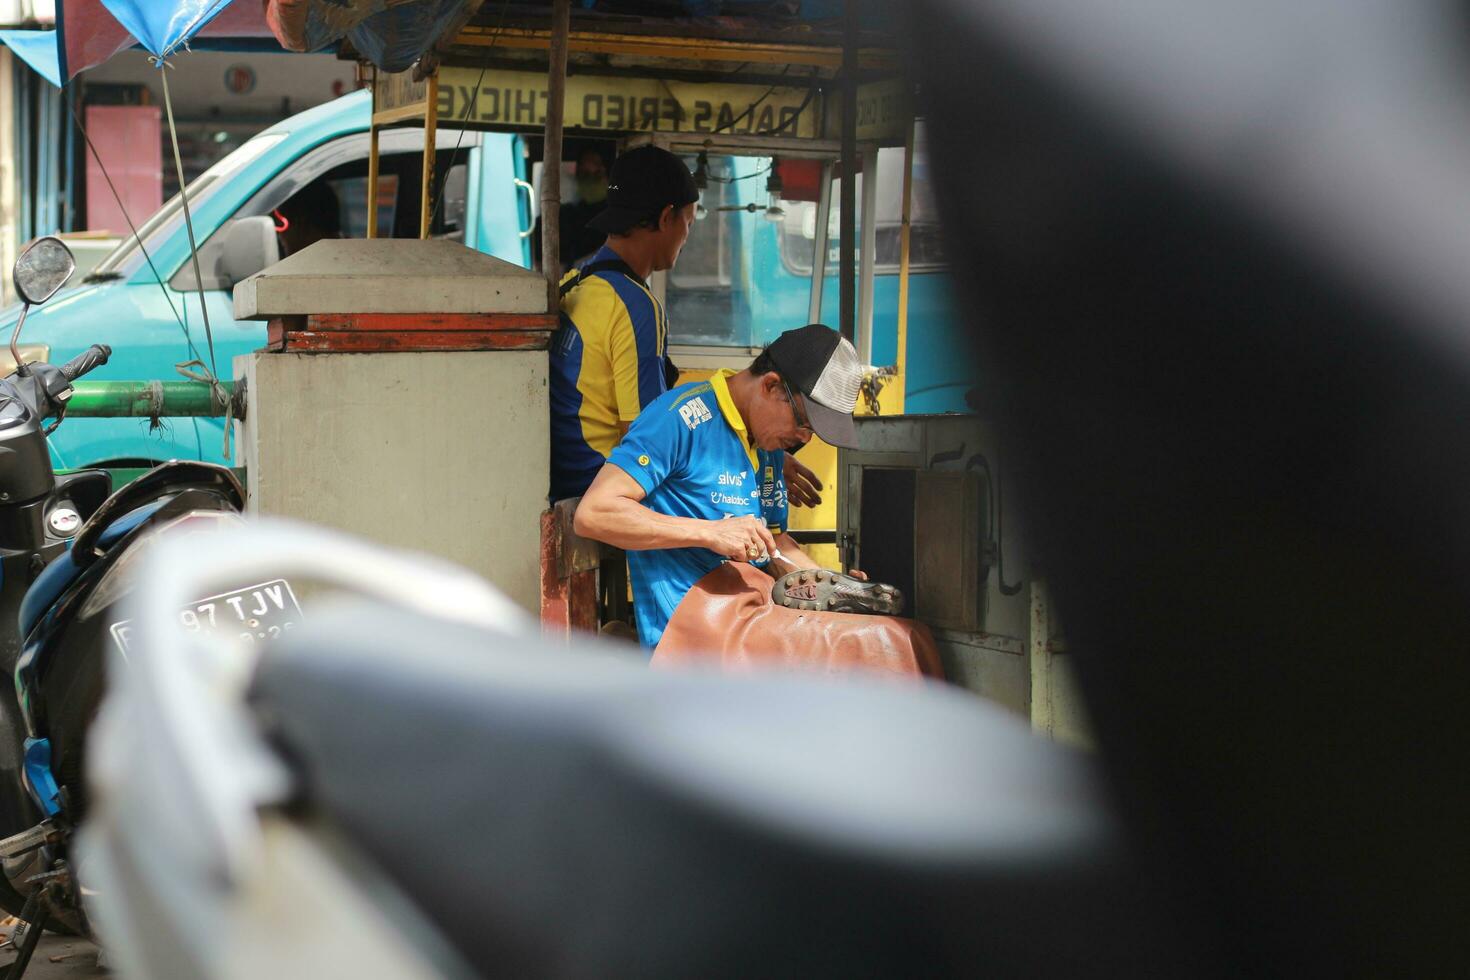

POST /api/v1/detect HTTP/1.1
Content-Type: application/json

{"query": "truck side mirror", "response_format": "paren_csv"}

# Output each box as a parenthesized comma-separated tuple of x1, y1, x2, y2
(220, 216, 281, 286)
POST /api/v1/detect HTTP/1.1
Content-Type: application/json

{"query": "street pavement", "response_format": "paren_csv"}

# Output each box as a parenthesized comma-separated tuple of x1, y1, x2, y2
(0, 919, 106, 977)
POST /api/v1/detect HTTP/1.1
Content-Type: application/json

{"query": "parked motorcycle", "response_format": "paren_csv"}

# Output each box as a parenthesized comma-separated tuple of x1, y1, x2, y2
(0, 238, 278, 966)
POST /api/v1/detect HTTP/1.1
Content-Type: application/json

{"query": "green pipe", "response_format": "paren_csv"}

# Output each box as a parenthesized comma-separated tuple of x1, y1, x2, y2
(65, 381, 235, 418)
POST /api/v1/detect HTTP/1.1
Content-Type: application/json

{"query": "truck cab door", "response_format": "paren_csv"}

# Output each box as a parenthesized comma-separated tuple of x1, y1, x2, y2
(467, 133, 535, 268)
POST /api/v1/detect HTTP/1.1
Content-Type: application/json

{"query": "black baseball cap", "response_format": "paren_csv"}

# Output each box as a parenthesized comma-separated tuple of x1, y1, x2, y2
(588, 145, 700, 235)
(764, 324, 864, 449)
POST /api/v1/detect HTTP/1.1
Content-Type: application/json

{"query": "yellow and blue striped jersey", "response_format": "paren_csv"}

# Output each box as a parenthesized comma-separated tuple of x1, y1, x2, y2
(549, 246, 671, 501)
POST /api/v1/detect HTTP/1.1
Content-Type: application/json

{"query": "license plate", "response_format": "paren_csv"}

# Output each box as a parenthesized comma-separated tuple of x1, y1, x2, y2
(110, 579, 302, 655)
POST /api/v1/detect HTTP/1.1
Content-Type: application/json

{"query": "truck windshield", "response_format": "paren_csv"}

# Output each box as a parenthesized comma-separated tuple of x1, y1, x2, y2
(87, 133, 288, 282)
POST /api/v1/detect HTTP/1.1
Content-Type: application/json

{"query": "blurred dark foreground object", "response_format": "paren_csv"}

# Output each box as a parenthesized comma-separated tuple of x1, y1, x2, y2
(80, 520, 1184, 978)
(916, 0, 1470, 975)
(247, 607, 1168, 977)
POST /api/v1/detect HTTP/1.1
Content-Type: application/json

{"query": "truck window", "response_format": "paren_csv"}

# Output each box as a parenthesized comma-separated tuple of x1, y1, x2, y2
(779, 130, 947, 276)
(88, 132, 286, 281)
(671, 156, 735, 291)
(666, 152, 847, 349)
(527, 142, 617, 269)
(171, 132, 476, 290)
(663, 142, 947, 351)
(665, 154, 741, 346)
(333, 174, 401, 239)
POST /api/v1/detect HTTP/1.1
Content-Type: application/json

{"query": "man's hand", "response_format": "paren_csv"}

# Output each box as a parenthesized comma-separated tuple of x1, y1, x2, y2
(702, 515, 779, 563)
(783, 455, 824, 508)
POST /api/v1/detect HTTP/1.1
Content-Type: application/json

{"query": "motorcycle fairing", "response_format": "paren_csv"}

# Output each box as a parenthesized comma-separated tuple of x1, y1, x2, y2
(18, 462, 241, 650)
(16, 500, 168, 641)
(21, 737, 59, 818)
(16, 484, 243, 742)
(70, 462, 243, 567)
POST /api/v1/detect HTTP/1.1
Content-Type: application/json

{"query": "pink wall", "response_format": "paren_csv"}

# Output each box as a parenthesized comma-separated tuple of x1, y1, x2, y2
(84, 104, 161, 235)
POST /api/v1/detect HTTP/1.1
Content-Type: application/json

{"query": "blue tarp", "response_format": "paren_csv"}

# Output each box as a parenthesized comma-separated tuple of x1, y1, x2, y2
(0, 29, 62, 87)
(0, 1, 259, 88)
(99, 0, 239, 60)
(348, 0, 471, 73)
(267, 0, 472, 73)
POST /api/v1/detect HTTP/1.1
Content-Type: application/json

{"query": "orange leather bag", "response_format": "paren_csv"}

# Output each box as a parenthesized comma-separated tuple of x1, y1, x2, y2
(652, 562, 943, 680)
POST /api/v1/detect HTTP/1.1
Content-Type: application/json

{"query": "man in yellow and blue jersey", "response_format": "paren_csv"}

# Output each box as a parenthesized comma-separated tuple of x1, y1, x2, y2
(574, 325, 888, 649)
(549, 145, 699, 502)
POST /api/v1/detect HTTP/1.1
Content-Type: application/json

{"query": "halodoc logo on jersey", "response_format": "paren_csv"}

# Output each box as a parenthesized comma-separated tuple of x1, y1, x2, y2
(679, 396, 713, 431)
(711, 469, 754, 507)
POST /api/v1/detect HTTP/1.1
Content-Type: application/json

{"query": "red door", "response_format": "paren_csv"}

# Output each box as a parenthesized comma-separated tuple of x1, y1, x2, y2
(84, 104, 162, 235)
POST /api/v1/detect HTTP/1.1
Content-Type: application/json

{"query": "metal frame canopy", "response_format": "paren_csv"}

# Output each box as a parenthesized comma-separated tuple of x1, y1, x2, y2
(358, 1, 917, 390)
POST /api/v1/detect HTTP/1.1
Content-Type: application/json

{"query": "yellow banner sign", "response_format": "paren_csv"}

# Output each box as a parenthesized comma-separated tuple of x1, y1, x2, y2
(378, 67, 821, 139)
(853, 78, 911, 142)
(819, 78, 911, 144)
(376, 70, 427, 116)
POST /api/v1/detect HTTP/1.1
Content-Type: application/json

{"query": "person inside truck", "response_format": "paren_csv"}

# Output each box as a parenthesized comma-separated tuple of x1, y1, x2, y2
(561, 146, 612, 267)
(272, 180, 343, 258)
(573, 324, 935, 677)
(548, 146, 826, 508)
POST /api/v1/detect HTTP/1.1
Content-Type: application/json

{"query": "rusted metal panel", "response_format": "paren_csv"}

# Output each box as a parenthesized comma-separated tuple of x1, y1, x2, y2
(265, 310, 556, 353)
(914, 470, 985, 631)
(305, 312, 558, 332)
(551, 496, 606, 579)
(267, 326, 550, 352)
(540, 507, 599, 638)
(567, 570, 598, 635)
(541, 508, 569, 631)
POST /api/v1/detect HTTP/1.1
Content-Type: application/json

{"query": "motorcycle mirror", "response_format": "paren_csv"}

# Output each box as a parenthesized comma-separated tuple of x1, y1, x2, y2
(13, 236, 75, 306)
(10, 237, 74, 377)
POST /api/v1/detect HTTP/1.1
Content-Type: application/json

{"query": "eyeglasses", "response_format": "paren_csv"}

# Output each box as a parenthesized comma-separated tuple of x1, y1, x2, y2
(780, 378, 813, 434)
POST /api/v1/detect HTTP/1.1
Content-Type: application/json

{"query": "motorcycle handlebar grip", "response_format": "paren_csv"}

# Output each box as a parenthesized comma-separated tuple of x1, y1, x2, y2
(59, 344, 112, 382)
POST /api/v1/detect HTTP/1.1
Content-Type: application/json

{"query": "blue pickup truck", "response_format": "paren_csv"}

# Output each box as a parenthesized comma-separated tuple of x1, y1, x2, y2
(2, 90, 964, 475)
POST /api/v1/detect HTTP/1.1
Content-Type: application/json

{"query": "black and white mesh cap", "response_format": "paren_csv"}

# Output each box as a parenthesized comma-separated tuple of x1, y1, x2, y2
(765, 323, 864, 449)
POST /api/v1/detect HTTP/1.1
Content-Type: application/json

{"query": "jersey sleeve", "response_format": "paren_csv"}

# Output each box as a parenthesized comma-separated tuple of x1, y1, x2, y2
(760, 450, 789, 535)
(607, 399, 689, 498)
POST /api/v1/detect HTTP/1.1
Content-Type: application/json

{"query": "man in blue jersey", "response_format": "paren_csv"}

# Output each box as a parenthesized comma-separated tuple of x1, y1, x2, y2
(548, 146, 827, 509)
(574, 324, 888, 649)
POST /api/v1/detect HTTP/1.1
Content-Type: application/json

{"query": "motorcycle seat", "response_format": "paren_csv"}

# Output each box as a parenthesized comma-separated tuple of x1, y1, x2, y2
(250, 607, 1179, 978)
(18, 499, 168, 638)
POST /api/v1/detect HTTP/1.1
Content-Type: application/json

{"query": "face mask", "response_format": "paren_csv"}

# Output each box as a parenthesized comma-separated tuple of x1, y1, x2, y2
(578, 175, 608, 204)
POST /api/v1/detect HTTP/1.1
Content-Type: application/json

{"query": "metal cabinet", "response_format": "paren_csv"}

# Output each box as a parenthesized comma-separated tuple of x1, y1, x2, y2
(839, 414, 1089, 743)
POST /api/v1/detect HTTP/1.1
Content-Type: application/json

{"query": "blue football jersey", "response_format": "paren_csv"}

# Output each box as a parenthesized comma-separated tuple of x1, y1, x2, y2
(607, 370, 787, 647)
